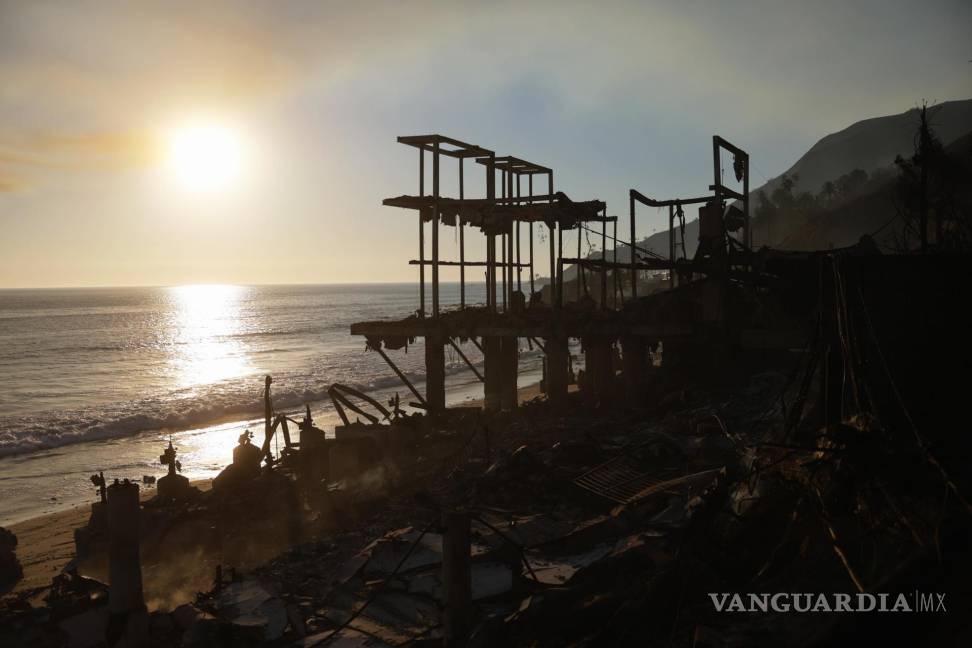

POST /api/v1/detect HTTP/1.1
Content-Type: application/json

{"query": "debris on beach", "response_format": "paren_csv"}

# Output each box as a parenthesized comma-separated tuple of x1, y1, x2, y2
(0, 527, 22, 595)
(2, 130, 970, 647)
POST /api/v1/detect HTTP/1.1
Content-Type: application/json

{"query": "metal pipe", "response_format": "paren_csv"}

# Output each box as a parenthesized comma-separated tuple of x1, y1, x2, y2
(548, 171, 556, 309)
(576, 223, 582, 302)
(629, 192, 636, 299)
(459, 157, 465, 308)
(669, 204, 675, 289)
(601, 206, 607, 308)
(529, 175, 535, 296)
(613, 218, 618, 307)
(432, 141, 440, 317)
(419, 148, 425, 317)
(516, 174, 521, 294)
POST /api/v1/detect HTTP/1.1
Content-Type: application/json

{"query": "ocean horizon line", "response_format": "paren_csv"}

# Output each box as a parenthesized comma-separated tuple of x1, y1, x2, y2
(0, 279, 507, 292)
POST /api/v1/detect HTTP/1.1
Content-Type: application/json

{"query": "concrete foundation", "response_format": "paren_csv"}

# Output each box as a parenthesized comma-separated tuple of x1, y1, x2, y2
(483, 336, 503, 411)
(500, 336, 519, 410)
(106, 480, 147, 647)
(621, 336, 647, 403)
(584, 337, 615, 406)
(544, 336, 569, 408)
(425, 334, 446, 413)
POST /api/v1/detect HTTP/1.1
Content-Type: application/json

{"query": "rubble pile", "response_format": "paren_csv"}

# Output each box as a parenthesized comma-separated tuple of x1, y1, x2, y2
(0, 527, 22, 595)
(3, 254, 971, 645)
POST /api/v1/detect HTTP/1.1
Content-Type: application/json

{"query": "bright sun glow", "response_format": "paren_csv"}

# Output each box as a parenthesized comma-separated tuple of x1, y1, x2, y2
(165, 121, 247, 194)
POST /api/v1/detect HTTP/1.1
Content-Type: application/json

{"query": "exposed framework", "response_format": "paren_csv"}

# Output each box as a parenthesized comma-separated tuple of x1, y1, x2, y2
(384, 135, 611, 317)
(351, 133, 754, 415)
(628, 135, 751, 292)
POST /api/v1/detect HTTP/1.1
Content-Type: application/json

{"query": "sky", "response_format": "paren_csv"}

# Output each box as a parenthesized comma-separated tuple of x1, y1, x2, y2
(1, 0, 970, 288)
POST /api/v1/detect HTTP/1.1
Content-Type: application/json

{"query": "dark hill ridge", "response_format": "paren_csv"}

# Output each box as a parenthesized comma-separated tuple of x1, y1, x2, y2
(559, 99, 972, 275)
(754, 98, 972, 199)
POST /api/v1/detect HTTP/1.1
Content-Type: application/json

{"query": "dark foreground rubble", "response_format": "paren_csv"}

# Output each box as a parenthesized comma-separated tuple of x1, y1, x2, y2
(3, 253, 972, 647)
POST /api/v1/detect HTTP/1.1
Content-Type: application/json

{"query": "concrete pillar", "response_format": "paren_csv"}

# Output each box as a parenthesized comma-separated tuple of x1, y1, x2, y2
(544, 335, 569, 409)
(483, 336, 502, 411)
(425, 334, 446, 413)
(107, 479, 147, 647)
(584, 337, 614, 406)
(500, 336, 519, 410)
(442, 511, 471, 646)
(621, 336, 647, 403)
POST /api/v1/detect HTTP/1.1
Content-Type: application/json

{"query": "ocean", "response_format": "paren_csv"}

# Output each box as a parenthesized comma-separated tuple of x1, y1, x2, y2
(0, 283, 550, 525)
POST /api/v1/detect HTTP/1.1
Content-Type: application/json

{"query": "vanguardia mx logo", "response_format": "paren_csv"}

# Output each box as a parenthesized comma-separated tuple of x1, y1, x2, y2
(708, 592, 947, 613)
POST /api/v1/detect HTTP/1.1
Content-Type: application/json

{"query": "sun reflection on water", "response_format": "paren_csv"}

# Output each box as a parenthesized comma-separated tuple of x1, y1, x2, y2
(166, 284, 253, 389)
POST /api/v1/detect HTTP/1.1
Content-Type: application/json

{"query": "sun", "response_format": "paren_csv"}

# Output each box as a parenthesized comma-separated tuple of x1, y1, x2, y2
(165, 121, 247, 194)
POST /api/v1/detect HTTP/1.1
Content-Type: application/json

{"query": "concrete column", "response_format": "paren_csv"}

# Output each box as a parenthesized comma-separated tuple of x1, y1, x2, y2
(425, 334, 446, 413)
(483, 336, 502, 411)
(442, 511, 471, 646)
(500, 336, 519, 410)
(107, 479, 147, 647)
(544, 335, 569, 409)
(621, 336, 647, 403)
(584, 337, 614, 406)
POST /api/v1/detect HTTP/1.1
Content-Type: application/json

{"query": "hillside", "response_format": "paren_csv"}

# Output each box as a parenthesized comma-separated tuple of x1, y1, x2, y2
(585, 98, 972, 269)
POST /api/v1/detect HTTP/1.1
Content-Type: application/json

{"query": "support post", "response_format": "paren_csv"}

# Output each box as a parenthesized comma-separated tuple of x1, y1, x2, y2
(264, 375, 273, 445)
(630, 191, 637, 299)
(442, 511, 472, 646)
(584, 337, 614, 407)
(500, 336, 518, 410)
(613, 218, 619, 307)
(432, 141, 440, 317)
(601, 207, 607, 308)
(576, 226, 582, 302)
(501, 231, 507, 312)
(743, 152, 750, 251)
(669, 204, 675, 289)
(621, 336, 647, 403)
(508, 169, 515, 306)
(544, 335, 569, 409)
(483, 336, 502, 411)
(419, 148, 425, 317)
(107, 480, 147, 647)
(459, 158, 465, 308)
(425, 332, 445, 413)
(557, 229, 564, 309)
(486, 156, 496, 311)
(501, 169, 507, 313)
(516, 174, 522, 294)
(529, 175, 535, 296)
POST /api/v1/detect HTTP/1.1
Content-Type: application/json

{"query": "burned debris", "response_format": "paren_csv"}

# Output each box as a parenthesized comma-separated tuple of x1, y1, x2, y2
(0, 527, 22, 595)
(2, 131, 970, 647)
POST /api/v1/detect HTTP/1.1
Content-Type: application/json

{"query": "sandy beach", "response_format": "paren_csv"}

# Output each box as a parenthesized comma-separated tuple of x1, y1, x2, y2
(7, 480, 215, 599)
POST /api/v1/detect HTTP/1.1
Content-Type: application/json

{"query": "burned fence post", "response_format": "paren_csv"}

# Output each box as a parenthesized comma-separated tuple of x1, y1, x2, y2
(106, 479, 147, 647)
(442, 511, 472, 646)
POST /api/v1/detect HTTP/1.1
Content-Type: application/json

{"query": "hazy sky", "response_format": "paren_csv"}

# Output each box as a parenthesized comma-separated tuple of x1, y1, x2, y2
(1, 0, 969, 288)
